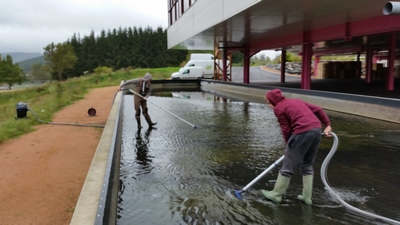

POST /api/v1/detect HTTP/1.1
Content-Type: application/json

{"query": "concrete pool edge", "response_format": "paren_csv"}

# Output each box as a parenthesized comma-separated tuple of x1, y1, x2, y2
(201, 80, 400, 124)
(70, 90, 122, 225)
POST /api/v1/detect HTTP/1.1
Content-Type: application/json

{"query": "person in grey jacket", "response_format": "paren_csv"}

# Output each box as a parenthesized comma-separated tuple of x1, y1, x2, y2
(119, 73, 157, 129)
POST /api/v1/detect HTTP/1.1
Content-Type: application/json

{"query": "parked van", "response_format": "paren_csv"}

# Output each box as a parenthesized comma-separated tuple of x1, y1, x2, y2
(190, 53, 214, 60)
(171, 66, 204, 80)
(179, 59, 231, 79)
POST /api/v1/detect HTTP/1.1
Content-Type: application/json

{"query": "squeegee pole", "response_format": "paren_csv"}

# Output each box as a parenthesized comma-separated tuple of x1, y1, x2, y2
(241, 155, 285, 193)
(128, 89, 197, 128)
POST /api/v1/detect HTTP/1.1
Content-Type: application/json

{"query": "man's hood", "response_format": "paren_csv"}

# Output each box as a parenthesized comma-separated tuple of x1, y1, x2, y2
(266, 88, 285, 106)
(143, 73, 152, 81)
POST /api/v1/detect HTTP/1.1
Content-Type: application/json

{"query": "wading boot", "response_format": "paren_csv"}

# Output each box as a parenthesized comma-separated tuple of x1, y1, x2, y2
(298, 175, 313, 205)
(261, 173, 291, 203)
(136, 118, 143, 130)
(145, 116, 157, 128)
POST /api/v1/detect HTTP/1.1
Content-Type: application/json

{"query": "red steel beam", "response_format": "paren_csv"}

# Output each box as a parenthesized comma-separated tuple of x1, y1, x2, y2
(249, 15, 400, 52)
(313, 45, 364, 56)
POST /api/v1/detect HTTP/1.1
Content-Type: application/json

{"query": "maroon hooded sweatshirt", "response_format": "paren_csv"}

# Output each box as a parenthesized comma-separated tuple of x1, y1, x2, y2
(266, 89, 331, 143)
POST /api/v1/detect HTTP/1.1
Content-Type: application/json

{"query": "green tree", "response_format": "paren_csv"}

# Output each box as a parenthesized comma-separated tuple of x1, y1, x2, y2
(153, 26, 167, 68)
(44, 42, 78, 80)
(96, 29, 109, 68)
(286, 52, 302, 62)
(65, 33, 85, 77)
(30, 63, 51, 81)
(231, 52, 243, 64)
(81, 31, 97, 73)
(56, 26, 188, 73)
(136, 27, 150, 68)
(0, 54, 24, 89)
(274, 54, 282, 63)
(115, 27, 130, 69)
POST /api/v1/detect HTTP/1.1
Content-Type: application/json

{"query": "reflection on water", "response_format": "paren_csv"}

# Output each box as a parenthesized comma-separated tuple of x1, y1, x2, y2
(118, 92, 400, 225)
(134, 129, 154, 175)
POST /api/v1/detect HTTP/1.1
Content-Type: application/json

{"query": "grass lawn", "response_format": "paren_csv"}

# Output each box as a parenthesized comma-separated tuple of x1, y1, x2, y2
(0, 67, 179, 143)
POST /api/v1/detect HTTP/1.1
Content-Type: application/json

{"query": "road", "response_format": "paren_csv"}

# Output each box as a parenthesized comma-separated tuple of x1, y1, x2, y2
(231, 66, 301, 83)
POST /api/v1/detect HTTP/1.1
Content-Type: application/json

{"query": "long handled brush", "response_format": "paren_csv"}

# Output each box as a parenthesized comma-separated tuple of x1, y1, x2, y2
(233, 155, 285, 199)
(128, 89, 198, 129)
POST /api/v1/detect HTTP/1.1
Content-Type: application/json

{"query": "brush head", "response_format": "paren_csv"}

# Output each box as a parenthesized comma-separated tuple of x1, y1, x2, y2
(233, 190, 243, 199)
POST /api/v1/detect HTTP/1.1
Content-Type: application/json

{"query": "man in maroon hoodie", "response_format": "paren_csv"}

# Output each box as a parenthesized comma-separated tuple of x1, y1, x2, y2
(262, 88, 332, 205)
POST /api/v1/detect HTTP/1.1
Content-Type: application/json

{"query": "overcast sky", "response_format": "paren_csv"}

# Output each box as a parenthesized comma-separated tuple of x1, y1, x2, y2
(0, 0, 168, 54)
(0, 0, 277, 58)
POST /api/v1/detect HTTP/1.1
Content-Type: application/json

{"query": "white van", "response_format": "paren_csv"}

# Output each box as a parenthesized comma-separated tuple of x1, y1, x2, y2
(179, 59, 231, 79)
(190, 53, 214, 60)
(171, 66, 204, 80)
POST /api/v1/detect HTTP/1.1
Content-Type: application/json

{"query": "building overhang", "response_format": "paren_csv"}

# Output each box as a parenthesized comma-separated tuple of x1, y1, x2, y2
(167, 0, 400, 55)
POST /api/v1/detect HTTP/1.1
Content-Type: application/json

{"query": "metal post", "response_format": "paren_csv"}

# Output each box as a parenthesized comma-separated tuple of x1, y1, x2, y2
(366, 48, 373, 83)
(281, 49, 286, 83)
(314, 55, 320, 78)
(301, 31, 312, 89)
(387, 32, 396, 90)
(301, 42, 312, 89)
(243, 45, 250, 84)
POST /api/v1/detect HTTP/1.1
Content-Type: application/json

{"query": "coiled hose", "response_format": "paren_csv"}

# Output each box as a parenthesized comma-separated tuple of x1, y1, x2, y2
(321, 132, 400, 224)
(28, 108, 105, 128)
(25, 90, 123, 128)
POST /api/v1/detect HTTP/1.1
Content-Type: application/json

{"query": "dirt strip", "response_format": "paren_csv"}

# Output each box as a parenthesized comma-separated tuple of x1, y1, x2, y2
(0, 86, 117, 225)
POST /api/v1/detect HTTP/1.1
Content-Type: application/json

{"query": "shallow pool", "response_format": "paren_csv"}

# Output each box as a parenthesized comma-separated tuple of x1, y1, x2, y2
(117, 92, 400, 225)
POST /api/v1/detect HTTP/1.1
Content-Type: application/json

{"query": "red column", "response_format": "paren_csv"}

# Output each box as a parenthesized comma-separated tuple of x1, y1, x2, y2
(387, 32, 396, 90)
(366, 48, 373, 83)
(314, 56, 320, 78)
(281, 49, 286, 83)
(301, 43, 312, 89)
(223, 49, 227, 81)
(243, 46, 250, 84)
(356, 52, 361, 79)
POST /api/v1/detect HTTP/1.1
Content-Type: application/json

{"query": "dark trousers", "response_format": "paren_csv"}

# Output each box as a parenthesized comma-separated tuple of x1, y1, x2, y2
(134, 96, 149, 119)
(280, 128, 322, 178)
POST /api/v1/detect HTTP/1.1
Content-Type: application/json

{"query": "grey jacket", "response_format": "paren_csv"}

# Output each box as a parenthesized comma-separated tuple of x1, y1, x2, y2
(121, 78, 152, 98)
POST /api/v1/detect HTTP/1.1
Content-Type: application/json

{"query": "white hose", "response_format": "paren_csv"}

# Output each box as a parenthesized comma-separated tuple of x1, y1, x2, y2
(321, 132, 400, 224)
(28, 109, 105, 128)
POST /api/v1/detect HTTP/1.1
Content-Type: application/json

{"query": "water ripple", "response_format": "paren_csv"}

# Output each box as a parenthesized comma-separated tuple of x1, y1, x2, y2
(118, 92, 400, 225)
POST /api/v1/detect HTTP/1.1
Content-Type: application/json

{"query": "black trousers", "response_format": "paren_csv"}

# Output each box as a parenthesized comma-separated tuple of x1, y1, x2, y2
(280, 128, 322, 178)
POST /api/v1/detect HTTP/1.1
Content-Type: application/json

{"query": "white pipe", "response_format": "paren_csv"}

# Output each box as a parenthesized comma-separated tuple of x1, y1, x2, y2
(321, 132, 400, 224)
(383, 1, 400, 15)
(241, 155, 285, 192)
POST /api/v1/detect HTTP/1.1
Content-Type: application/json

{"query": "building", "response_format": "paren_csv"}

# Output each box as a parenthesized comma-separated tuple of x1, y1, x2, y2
(167, 0, 400, 90)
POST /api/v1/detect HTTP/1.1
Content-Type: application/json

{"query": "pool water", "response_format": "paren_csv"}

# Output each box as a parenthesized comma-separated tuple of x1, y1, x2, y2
(117, 92, 400, 225)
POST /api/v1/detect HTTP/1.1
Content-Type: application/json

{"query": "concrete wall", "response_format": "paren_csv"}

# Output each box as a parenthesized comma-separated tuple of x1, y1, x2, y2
(70, 91, 122, 225)
(201, 80, 400, 124)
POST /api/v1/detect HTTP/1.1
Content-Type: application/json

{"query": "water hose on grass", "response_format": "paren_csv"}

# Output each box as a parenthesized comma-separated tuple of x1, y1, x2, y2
(28, 108, 105, 128)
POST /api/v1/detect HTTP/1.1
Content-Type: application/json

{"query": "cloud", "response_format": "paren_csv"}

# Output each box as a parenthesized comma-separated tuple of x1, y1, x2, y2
(0, 0, 167, 53)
